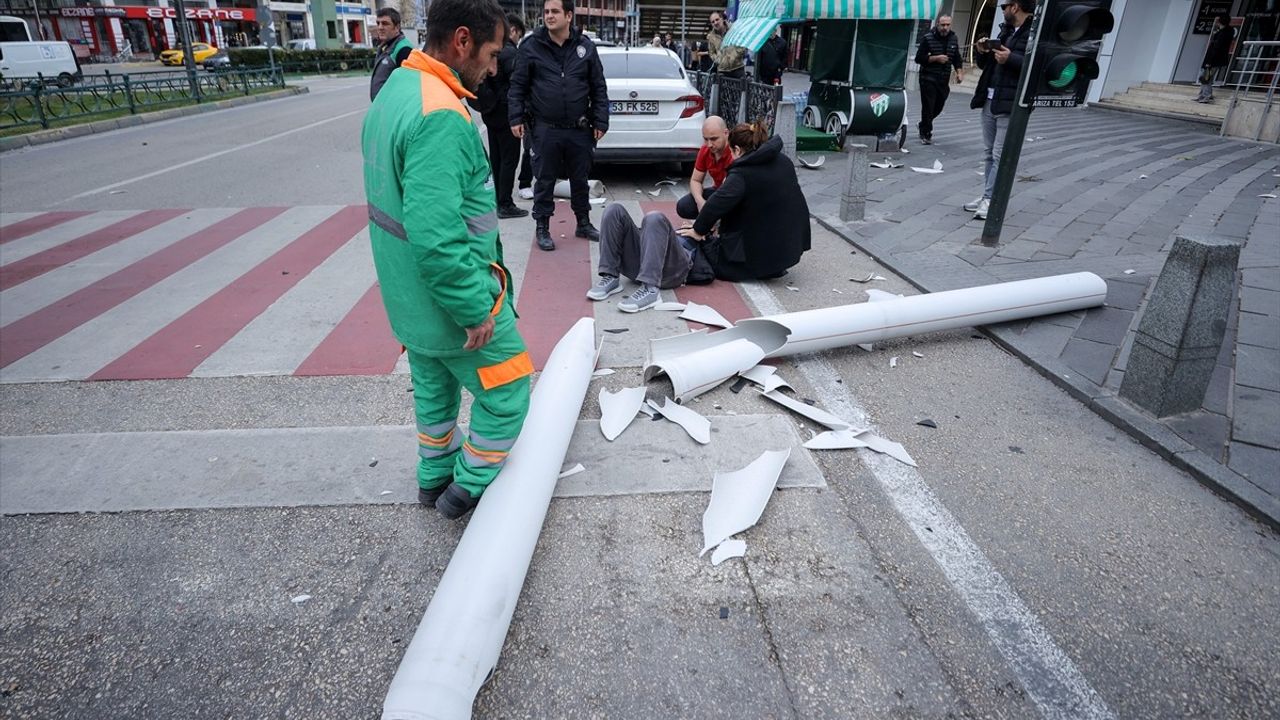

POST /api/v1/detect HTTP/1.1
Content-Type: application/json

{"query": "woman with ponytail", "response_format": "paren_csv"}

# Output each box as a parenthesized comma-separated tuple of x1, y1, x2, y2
(676, 119, 811, 281)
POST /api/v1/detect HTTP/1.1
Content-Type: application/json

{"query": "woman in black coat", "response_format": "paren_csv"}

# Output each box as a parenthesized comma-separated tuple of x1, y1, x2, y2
(677, 121, 811, 281)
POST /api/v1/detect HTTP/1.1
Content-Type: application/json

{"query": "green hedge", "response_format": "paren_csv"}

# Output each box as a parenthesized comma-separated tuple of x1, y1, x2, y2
(228, 47, 376, 67)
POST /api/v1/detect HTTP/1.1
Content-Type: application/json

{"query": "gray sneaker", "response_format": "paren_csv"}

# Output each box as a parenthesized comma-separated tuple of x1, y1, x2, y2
(973, 198, 990, 220)
(618, 284, 659, 313)
(586, 274, 621, 301)
(963, 196, 984, 212)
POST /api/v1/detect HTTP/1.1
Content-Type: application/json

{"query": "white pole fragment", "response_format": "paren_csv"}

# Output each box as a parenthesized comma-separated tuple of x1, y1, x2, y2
(381, 318, 598, 720)
(648, 272, 1108, 366)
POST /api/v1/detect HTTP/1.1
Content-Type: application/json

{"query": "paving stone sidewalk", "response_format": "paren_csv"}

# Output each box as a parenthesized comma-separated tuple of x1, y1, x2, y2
(786, 90, 1280, 527)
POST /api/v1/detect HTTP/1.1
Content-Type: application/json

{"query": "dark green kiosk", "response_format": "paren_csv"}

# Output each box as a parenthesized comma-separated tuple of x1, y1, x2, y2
(724, 0, 943, 149)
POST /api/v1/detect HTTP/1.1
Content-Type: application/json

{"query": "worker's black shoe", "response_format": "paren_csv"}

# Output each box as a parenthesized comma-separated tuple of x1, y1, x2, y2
(497, 203, 528, 219)
(535, 218, 555, 251)
(435, 483, 482, 520)
(417, 480, 450, 507)
(574, 218, 600, 242)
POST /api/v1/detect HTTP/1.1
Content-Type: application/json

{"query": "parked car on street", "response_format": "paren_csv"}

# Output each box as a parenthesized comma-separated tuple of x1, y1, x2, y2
(160, 42, 218, 66)
(594, 46, 704, 165)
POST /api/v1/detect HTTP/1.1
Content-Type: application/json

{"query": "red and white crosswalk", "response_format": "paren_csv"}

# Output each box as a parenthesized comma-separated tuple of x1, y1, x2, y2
(0, 201, 755, 384)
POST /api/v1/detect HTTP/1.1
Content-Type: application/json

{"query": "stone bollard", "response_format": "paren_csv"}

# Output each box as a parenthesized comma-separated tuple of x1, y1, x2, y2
(840, 143, 870, 222)
(776, 100, 797, 163)
(1119, 235, 1243, 418)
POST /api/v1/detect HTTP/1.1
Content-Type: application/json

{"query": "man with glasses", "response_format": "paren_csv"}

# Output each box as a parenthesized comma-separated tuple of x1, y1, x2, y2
(676, 115, 731, 220)
(967, 0, 1034, 220)
(914, 14, 963, 145)
(369, 8, 413, 101)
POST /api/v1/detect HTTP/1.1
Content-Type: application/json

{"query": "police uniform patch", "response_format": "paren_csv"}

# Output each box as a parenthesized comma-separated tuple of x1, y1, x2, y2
(577, 45, 586, 59)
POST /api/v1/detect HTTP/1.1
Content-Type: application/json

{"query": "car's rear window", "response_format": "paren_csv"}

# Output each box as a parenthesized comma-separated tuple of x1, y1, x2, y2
(600, 53, 685, 80)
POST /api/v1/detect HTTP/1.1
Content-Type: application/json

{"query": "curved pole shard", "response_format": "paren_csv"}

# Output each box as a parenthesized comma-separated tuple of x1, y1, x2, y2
(381, 318, 598, 720)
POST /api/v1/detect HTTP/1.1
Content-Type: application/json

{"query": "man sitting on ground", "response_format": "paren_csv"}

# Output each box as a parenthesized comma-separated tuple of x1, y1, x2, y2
(584, 204, 697, 313)
(676, 116, 731, 220)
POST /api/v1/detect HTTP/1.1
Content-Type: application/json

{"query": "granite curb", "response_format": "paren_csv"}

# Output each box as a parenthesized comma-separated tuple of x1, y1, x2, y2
(0, 85, 309, 153)
(814, 213, 1280, 530)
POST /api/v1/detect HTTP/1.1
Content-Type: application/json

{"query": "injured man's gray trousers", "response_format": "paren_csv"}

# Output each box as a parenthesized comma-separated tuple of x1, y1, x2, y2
(597, 204, 693, 289)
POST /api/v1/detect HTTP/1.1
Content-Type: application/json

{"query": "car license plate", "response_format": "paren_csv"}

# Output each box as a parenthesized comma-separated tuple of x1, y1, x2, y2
(610, 101, 659, 115)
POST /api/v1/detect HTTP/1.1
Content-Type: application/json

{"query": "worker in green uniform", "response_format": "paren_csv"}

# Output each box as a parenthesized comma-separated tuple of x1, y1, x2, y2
(362, 0, 528, 520)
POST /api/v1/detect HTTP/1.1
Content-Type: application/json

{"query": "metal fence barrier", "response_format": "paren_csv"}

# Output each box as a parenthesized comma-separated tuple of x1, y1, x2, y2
(691, 70, 784, 131)
(1222, 40, 1280, 143)
(0, 67, 285, 132)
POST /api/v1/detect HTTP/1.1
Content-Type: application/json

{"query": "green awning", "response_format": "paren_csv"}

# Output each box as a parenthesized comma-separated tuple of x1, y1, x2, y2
(724, 0, 942, 47)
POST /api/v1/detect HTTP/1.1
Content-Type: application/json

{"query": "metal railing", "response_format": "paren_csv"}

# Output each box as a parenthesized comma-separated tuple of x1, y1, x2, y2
(691, 70, 784, 131)
(1222, 40, 1280, 143)
(0, 67, 285, 133)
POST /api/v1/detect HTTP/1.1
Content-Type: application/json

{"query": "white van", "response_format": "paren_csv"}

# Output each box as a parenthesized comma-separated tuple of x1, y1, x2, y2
(0, 15, 81, 87)
(286, 38, 315, 51)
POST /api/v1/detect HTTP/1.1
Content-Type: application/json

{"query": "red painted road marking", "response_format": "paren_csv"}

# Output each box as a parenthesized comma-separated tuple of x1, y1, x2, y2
(0, 211, 93, 245)
(294, 283, 400, 376)
(0, 209, 189, 292)
(516, 203, 595, 369)
(0, 207, 287, 369)
(639, 200, 756, 323)
(90, 205, 367, 381)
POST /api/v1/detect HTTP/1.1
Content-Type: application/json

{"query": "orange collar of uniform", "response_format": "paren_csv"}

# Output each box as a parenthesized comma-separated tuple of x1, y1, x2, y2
(402, 49, 477, 100)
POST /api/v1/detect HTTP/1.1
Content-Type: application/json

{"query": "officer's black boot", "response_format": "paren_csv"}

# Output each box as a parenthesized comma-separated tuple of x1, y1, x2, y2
(575, 214, 600, 242)
(535, 216, 554, 251)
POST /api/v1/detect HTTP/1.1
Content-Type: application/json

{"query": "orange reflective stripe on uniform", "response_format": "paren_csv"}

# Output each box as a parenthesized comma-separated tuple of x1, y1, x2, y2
(403, 50, 474, 123)
(461, 429, 518, 468)
(417, 419, 462, 459)
(476, 350, 533, 390)
(488, 262, 508, 318)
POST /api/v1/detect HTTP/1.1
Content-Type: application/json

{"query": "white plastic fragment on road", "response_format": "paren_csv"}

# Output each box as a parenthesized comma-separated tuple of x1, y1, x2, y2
(857, 343, 874, 352)
(739, 365, 792, 392)
(599, 387, 647, 441)
(865, 288, 903, 302)
(1123, 269, 1136, 275)
(637, 403, 656, 418)
(711, 539, 748, 565)
(291, 594, 312, 604)
(857, 432, 917, 467)
(798, 155, 826, 169)
(802, 430, 870, 450)
(850, 273, 886, 283)
(589, 197, 607, 205)
(786, 286, 800, 292)
(648, 189, 663, 197)
(910, 159, 944, 174)
(651, 397, 711, 444)
(1259, 193, 1277, 199)
(759, 389, 857, 432)
(870, 158, 903, 169)
(912, 351, 924, 358)
(592, 368, 615, 377)
(380, 490, 393, 496)
(654, 301, 687, 312)
(644, 337, 768, 402)
(700, 448, 791, 556)
(557, 463, 585, 479)
(654, 179, 677, 186)
(889, 356, 899, 368)
(679, 301, 733, 328)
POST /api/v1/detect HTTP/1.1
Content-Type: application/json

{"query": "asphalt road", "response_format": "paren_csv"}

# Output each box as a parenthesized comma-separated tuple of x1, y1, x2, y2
(1, 76, 1277, 719)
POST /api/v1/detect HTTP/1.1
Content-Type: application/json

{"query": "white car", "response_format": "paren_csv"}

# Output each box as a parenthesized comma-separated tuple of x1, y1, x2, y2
(595, 46, 704, 165)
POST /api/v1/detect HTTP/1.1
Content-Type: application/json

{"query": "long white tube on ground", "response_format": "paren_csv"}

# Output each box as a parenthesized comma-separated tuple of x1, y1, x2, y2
(382, 317, 597, 720)
(646, 273, 1108, 398)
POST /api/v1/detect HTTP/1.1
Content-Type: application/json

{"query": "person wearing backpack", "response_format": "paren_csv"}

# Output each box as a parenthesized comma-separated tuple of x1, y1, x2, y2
(369, 8, 414, 101)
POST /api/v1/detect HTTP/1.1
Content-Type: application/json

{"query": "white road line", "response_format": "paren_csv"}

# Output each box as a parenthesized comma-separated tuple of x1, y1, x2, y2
(738, 280, 1115, 720)
(60, 109, 365, 203)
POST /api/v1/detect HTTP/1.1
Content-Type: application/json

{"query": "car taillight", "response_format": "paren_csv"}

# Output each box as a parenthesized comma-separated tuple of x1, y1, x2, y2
(678, 94, 704, 119)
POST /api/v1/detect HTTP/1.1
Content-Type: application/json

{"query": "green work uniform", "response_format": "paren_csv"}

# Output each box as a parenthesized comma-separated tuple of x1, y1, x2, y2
(362, 50, 532, 498)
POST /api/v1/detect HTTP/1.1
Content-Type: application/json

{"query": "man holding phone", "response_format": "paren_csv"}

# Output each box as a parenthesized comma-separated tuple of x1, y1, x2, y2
(967, 0, 1034, 220)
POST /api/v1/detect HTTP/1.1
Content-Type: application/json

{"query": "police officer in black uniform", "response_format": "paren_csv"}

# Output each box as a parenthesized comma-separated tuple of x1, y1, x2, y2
(508, 0, 609, 252)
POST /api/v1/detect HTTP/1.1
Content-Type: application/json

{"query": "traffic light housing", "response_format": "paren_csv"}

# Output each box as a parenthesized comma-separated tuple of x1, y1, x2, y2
(1024, 0, 1115, 108)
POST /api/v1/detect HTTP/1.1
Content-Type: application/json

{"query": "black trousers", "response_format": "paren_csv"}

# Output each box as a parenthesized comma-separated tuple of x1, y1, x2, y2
(485, 118, 521, 207)
(531, 125, 594, 220)
(518, 132, 533, 189)
(918, 75, 950, 138)
(676, 187, 716, 220)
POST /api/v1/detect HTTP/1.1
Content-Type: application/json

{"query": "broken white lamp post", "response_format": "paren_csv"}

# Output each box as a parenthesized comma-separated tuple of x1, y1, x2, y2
(381, 318, 597, 720)
(646, 273, 1108, 401)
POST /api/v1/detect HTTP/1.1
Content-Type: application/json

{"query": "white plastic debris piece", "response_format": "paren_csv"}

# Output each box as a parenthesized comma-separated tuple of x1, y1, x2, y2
(700, 448, 791, 556)
(711, 539, 748, 565)
(655, 301, 687, 312)
(889, 356, 899, 368)
(592, 368, 615, 377)
(1259, 193, 1277, 199)
(832, 289, 844, 294)
(857, 431, 917, 467)
(740, 365, 777, 385)
(910, 159, 944, 174)
(1138, 174, 1148, 179)
(912, 351, 924, 358)
(644, 337, 767, 402)
(865, 288, 903, 302)
(637, 403, 657, 418)
(1123, 269, 1136, 275)
(649, 189, 663, 197)
(291, 594, 312, 604)
(760, 389, 856, 432)
(803, 430, 870, 450)
(655, 179, 677, 186)
(798, 155, 826, 169)
(589, 197, 607, 205)
(380, 490, 393, 496)
(679, 301, 733, 329)
(657, 397, 711, 444)
(557, 463, 585, 479)
(856, 343, 875, 352)
(599, 387, 647, 441)
(786, 285, 800, 292)
(870, 158, 903, 169)
(850, 273, 885, 283)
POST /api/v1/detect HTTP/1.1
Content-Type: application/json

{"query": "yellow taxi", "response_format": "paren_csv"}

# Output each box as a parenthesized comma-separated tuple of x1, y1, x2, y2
(159, 43, 218, 66)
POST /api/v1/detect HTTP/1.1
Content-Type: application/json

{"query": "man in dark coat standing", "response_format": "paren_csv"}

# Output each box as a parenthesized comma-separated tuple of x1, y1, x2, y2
(1198, 12, 1235, 103)
(914, 15, 963, 145)
(966, 0, 1033, 220)
(756, 27, 788, 85)
(475, 14, 527, 218)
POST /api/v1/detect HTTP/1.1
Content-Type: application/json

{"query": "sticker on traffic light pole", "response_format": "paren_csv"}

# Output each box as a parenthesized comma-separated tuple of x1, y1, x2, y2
(1023, 0, 1115, 109)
